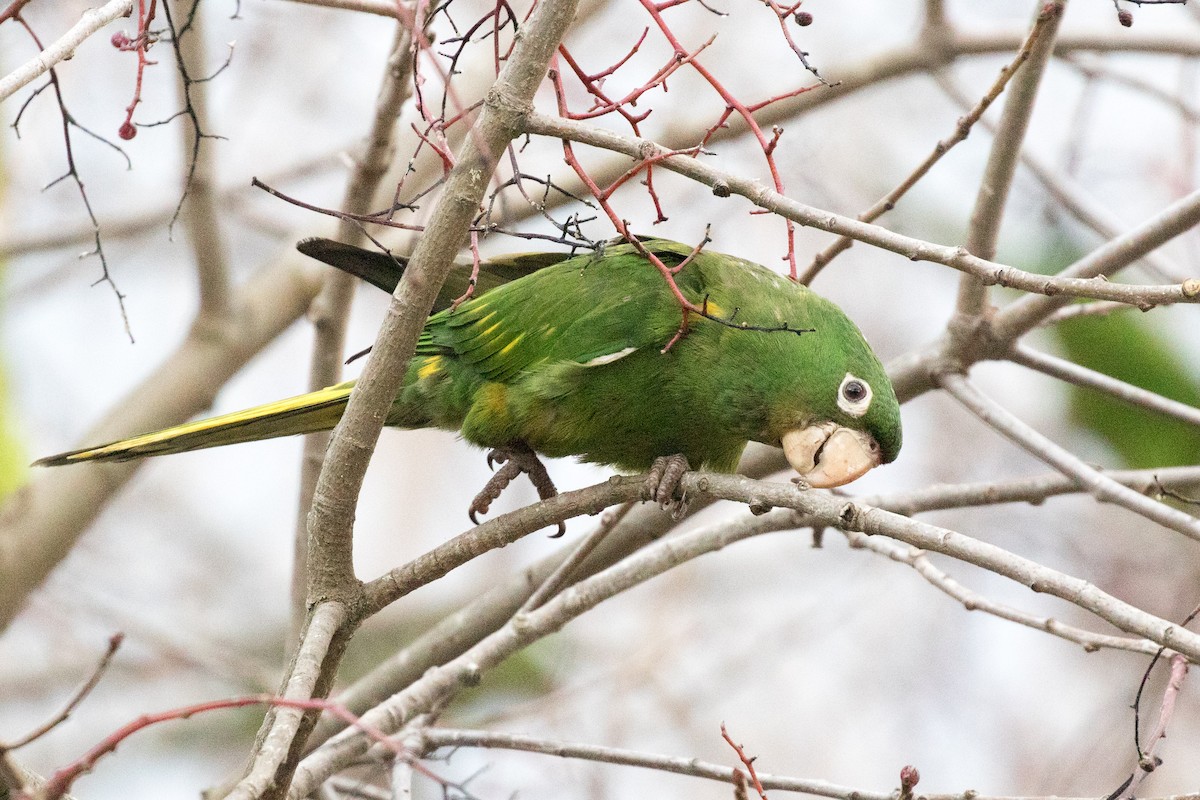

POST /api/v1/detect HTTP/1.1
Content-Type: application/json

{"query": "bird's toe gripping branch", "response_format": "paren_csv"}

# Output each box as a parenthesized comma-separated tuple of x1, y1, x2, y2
(469, 442, 566, 537)
(644, 454, 691, 520)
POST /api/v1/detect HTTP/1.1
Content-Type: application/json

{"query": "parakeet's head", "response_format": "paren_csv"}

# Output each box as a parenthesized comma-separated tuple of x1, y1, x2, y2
(746, 285, 901, 489)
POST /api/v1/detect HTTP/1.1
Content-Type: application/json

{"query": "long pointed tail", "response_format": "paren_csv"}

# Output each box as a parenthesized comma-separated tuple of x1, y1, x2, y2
(34, 383, 355, 466)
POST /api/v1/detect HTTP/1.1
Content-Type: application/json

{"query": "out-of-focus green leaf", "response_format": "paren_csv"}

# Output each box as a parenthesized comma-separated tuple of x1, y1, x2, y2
(0, 153, 27, 498)
(1056, 312, 1200, 469)
(1025, 233, 1200, 469)
(0, 363, 24, 498)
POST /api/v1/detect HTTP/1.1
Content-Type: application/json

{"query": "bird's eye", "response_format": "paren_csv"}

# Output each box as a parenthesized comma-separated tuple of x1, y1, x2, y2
(837, 373, 872, 417)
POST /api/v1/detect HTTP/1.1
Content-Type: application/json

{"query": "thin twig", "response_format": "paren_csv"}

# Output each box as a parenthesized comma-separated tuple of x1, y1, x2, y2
(841, 530, 1162, 656)
(934, 73, 1191, 285)
(800, 1, 1062, 283)
(1122, 654, 1189, 799)
(417, 727, 1199, 800)
(4, 634, 124, 750)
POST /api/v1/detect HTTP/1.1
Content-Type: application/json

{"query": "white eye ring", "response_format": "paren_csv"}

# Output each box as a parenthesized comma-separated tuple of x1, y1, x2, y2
(837, 373, 872, 418)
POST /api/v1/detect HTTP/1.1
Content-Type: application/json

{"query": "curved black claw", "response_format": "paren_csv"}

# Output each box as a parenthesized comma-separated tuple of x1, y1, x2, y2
(469, 442, 566, 537)
(469, 459, 523, 524)
(645, 454, 691, 519)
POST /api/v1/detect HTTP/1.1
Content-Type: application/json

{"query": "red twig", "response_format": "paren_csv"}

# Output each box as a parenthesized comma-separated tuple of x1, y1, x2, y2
(720, 723, 768, 800)
(558, 36, 714, 123)
(451, 228, 485, 309)
(670, 225, 713, 274)
(746, 82, 822, 113)
(0, 0, 33, 25)
(637, 0, 811, 276)
(111, 0, 159, 140)
(546, 0, 842, 331)
(549, 58, 699, 312)
(411, 120, 457, 174)
(1124, 654, 1189, 798)
(554, 31, 719, 225)
(588, 28, 649, 81)
(759, 0, 828, 84)
(602, 144, 704, 200)
(38, 694, 445, 800)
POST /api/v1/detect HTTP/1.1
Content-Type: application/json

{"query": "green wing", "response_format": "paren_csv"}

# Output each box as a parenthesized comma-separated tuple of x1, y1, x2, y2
(422, 240, 698, 381)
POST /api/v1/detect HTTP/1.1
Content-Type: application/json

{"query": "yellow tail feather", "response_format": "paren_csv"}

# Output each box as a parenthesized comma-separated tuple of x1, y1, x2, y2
(34, 383, 356, 466)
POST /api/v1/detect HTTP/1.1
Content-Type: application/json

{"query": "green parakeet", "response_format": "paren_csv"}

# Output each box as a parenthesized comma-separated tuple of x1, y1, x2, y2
(36, 239, 901, 491)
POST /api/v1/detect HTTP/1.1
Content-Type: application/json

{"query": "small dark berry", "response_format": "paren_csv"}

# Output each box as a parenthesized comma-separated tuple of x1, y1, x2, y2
(1117, 9, 1133, 26)
(118, 122, 137, 140)
(795, 10, 813, 25)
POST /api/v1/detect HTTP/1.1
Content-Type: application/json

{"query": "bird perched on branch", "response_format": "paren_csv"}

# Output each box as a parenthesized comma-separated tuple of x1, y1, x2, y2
(36, 237, 901, 520)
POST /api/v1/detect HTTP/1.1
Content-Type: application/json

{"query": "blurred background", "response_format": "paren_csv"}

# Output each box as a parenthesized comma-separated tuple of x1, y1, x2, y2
(2, 0, 1200, 796)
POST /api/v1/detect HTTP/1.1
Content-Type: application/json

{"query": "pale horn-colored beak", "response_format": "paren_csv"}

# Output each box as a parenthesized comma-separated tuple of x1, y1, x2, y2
(781, 423, 882, 488)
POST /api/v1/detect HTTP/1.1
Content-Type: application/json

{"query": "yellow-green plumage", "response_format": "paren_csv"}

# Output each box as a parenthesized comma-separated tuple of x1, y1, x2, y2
(36, 239, 901, 476)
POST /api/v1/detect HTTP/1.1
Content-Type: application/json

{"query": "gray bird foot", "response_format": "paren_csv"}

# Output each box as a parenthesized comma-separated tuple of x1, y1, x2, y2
(470, 442, 566, 537)
(645, 454, 690, 519)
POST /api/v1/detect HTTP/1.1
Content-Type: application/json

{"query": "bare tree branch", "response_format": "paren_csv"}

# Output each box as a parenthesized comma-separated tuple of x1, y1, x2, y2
(934, 73, 1191, 284)
(955, 0, 1065, 319)
(292, 18, 417, 640)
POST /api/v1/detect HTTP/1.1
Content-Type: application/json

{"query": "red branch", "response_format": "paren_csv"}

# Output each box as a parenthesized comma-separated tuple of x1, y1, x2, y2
(550, 0, 825, 278)
(1126, 653, 1190, 797)
(554, 31, 718, 224)
(558, 35, 713, 123)
(550, 57, 701, 329)
(602, 144, 704, 200)
(37, 694, 443, 800)
(636, 0, 829, 277)
(0, 0, 33, 25)
(720, 722, 768, 800)
(451, 228, 485, 309)
(411, 120, 457, 174)
(111, 0, 159, 140)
